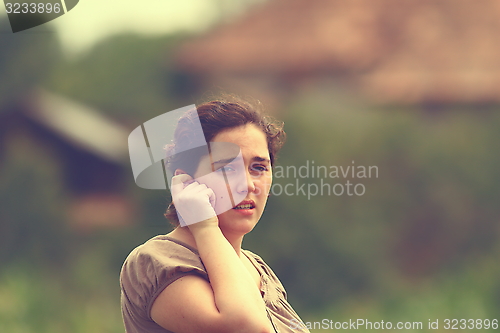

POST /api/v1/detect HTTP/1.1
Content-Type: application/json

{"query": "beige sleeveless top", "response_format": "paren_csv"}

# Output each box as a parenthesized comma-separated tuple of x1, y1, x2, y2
(120, 235, 310, 333)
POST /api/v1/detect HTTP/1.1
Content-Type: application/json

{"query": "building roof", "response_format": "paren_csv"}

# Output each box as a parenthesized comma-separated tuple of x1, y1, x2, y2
(176, 0, 500, 104)
(27, 90, 129, 163)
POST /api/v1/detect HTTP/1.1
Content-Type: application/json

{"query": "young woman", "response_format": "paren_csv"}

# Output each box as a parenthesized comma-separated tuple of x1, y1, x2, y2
(120, 99, 310, 333)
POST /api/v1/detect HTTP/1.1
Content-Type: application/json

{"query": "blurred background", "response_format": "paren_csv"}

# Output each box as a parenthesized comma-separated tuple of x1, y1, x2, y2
(1, 0, 500, 332)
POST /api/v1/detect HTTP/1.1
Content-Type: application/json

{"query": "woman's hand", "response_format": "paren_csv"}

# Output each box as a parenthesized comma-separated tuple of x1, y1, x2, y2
(171, 174, 219, 229)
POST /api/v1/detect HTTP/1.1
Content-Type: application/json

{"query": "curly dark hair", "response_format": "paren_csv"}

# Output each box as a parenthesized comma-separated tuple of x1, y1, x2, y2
(164, 97, 286, 226)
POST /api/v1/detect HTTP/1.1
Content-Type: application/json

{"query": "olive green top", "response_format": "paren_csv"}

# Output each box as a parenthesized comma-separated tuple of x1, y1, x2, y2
(120, 235, 310, 333)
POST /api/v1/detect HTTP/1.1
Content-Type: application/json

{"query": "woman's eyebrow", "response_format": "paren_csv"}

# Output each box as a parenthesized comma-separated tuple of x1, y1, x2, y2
(252, 156, 270, 163)
(211, 156, 269, 165)
(211, 156, 241, 166)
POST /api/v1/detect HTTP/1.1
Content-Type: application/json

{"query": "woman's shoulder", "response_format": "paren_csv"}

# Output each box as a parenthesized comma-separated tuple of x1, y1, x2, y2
(121, 235, 208, 290)
(242, 249, 282, 284)
(120, 235, 209, 319)
(124, 235, 204, 269)
(241, 248, 272, 270)
(241, 248, 263, 262)
(137, 234, 199, 257)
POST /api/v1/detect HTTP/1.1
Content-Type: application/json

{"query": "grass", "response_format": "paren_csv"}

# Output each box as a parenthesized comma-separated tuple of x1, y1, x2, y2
(0, 260, 124, 333)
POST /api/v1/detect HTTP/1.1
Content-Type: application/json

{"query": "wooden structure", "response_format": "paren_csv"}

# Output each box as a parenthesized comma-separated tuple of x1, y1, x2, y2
(0, 90, 134, 231)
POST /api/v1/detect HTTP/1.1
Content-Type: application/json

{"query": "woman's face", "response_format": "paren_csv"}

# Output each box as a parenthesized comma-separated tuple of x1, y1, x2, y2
(193, 124, 272, 236)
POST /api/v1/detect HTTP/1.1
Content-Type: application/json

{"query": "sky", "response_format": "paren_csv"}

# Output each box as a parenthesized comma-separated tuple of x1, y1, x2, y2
(0, 0, 263, 58)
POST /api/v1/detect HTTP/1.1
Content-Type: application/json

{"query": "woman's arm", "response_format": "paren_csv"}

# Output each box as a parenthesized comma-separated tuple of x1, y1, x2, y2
(150, 175, 272, 333)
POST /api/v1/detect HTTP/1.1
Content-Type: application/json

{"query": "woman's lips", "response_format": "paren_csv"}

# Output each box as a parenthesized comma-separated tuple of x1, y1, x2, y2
(232, 200, 256, 215)
(232, 200, 255, 209)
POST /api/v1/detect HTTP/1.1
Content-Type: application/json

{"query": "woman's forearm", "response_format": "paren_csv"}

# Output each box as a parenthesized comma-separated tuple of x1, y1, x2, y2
(192, 226, 272, 332)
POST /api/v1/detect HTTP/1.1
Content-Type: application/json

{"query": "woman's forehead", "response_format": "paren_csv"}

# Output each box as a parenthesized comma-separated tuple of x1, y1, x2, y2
(212, 124, 269, 155)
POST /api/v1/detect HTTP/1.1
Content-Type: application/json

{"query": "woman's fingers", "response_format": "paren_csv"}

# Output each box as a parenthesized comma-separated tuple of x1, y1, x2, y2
(171, 174, 196, 198)
(171, 174, 193, 187)
(171, 175, 217, 226)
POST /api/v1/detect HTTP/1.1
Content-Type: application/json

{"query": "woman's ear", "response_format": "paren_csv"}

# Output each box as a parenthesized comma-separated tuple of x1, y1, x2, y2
(174, 169, 188, 176)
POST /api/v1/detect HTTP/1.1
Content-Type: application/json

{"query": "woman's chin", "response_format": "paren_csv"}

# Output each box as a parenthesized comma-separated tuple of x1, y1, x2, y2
(218, 209, 260, 234)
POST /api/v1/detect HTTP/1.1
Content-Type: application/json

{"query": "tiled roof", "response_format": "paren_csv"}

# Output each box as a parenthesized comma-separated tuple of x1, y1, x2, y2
(177, 0, 500, 103)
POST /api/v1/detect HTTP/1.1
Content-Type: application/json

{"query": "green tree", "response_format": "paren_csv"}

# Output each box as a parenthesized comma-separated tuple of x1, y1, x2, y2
(45, 33, 189, 122)
(0, 18, 61, 109)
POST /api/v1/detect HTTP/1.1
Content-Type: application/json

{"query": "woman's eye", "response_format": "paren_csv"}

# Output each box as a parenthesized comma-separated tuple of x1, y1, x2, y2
(251, 165, 268, 173)
(216, 165, 236, 173)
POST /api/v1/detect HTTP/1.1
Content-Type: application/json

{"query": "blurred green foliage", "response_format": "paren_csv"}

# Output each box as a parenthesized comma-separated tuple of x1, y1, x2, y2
(246, 90, 500, 317)
(0, 132, 68, 265)
(45, 33, 190, 122)
(0, 18, 61, 109)
(0, 254, 123, 333)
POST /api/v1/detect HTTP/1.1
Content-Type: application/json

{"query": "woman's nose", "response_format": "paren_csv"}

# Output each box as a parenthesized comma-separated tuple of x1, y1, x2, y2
(236, 171, 256, 194)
